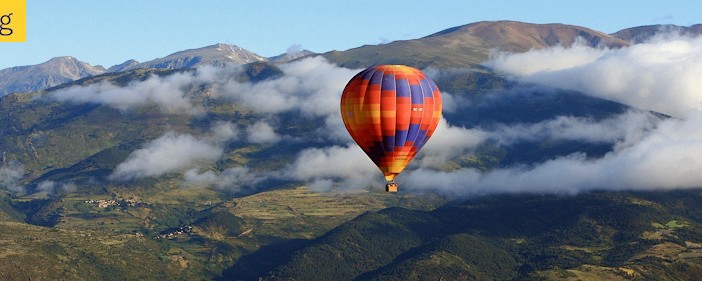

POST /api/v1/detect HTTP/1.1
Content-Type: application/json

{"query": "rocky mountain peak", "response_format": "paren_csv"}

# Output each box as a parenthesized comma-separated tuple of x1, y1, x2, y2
(122, 43, 265, 71)
(0, 57, 105, 95)
(268, 49, 315, 63)
(611, 24, 702, 43)
(107, 59, 140, 72)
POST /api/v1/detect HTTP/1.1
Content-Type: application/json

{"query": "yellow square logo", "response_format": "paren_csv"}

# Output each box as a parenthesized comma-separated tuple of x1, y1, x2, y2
(0, 0, 26, 42)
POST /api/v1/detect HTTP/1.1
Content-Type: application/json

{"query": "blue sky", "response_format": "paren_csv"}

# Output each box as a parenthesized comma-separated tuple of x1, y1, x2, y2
(0, 0, 700, 69)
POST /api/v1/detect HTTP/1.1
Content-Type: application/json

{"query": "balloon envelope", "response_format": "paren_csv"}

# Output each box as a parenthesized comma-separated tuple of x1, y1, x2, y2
(340, 65, 442, 183)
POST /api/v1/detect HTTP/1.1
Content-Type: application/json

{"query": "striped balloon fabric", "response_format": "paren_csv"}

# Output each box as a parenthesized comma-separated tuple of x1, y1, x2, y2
(341, 65, 442, 186)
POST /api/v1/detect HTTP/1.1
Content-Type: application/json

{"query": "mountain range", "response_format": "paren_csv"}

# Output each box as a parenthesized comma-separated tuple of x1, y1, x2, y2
(1, 20, 702, 280)
(0, 43, 312, 96)
(2, 21, 702, 96)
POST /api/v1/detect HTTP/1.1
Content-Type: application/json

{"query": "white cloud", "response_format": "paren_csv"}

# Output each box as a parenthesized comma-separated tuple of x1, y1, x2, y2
(415, 119, 488, 168)
(206, 121, 240, 143)
(0, 161, 25, 193)
(485, 40, 609, 76)
(489, 110, 661, 147)
(109, 120, 242, 181)
(183, 167, 263, 192)
(35, 180, 79, 194)
(246, 121, 281, 144)
(216, 57, 358, 117)
(403, 113, 702, 196)
(50, 69, 215, 115)
(36, 180, 56, 193)
(486, 35, 702, 118)
(49, 57, 358, 124)
(282, 145, 379, 191)
(110, 132, 223, 180)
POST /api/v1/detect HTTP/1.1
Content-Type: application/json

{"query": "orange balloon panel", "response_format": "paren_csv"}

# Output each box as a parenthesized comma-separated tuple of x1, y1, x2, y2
(341, 65, 442, 182)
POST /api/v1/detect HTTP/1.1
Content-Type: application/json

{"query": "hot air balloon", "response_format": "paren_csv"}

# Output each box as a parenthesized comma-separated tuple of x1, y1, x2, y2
(340, 65, 442, 192)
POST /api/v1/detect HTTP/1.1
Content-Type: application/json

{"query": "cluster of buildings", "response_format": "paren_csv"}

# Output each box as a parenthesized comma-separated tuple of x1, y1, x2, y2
(155, 226, 193, 239)
(83, 198, 142, 208)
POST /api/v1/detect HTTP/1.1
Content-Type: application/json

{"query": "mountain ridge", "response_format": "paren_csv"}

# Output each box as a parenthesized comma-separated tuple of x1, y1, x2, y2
(106, 59, 140, 72)
(321, 20, 631, 68)
(2, 21, 700, 96)
(0, 56, 105, 95)
(611, 23, 702, 42)
(0, 43, 304, 96)
(121, 43, 266, 71)
(425, 20, 629, 50)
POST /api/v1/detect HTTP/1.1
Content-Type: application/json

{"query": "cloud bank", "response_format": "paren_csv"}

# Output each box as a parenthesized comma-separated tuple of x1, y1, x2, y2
(95, 58, 361, 192)
(50, 69, 216, 114)
(44, 44, 702, 197)
(389, 33, 702, 196)
(487, 34, 702, 118)
(215, 56, 360, 141)
(213, 56, 357, 117)
(488, 110, 660, 147)
(285, 33, 702, 196)
(403, 112, 702, 196)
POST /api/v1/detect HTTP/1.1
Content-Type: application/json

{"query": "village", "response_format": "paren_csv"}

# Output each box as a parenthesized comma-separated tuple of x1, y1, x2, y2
(155, 226, 193, 239)
(83, 197, 143, 208)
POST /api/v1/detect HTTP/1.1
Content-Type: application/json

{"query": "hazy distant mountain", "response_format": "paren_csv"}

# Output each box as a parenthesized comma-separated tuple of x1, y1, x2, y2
(123, 43, 265, 70)
(0, 44, 265, 95)
(0, 56, 105, 95)
(106, 59, 140, 72)
(323, 20, 629, 68)
(611, 24, 702, 43)
(268, 49, 315, 63)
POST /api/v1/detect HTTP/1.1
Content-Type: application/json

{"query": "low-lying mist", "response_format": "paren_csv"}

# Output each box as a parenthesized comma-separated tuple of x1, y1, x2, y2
(5, 33, 702, 197)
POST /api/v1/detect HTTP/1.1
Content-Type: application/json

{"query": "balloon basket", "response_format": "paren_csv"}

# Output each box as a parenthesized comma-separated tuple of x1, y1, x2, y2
(385, 182, 398, 193)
